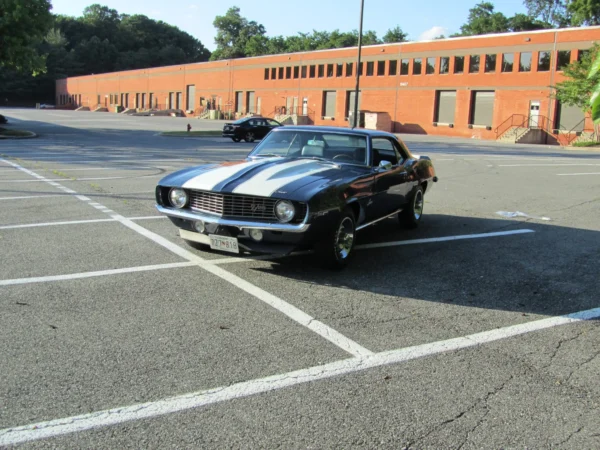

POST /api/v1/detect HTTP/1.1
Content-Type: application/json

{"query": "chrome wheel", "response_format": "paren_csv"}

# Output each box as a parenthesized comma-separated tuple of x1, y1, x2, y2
(413, 189, 424, 221)
(335, 217, 355, 260)
(245, 132, 255, 142)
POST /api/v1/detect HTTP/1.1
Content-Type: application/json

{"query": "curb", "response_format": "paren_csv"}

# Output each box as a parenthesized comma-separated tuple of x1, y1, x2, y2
(159, 132, 223, 138)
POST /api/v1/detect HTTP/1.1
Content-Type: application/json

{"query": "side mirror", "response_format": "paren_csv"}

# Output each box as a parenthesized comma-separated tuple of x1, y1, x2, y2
(378, 160, 392, 171)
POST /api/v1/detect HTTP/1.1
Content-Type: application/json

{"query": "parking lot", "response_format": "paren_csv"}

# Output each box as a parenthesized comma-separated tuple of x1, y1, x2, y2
(1, 108, 599, 448)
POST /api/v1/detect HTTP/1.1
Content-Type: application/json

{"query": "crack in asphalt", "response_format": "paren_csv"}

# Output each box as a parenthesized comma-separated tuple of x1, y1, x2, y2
(555, 426, 585, 447)
(406, 373, 515, 449)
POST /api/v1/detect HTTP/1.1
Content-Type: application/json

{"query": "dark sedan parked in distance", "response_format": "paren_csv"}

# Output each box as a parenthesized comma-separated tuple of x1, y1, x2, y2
(156, 126, 438, 269)
(222, 117, 283, 142)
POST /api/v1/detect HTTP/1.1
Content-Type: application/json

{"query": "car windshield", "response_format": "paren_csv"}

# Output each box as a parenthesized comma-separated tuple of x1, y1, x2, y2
(249, 130, 368, 165)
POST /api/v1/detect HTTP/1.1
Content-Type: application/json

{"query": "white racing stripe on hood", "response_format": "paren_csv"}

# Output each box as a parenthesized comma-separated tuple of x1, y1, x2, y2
(182, 159, 274, 191)
(232, 159, 331, 196)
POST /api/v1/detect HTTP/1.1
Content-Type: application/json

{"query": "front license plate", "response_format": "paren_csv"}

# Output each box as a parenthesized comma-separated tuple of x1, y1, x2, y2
(209, 235, 239, 254)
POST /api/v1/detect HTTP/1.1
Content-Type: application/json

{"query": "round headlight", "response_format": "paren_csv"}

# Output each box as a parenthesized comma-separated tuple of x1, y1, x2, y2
(169, 188, 187, 209)
(275, 200, 295, 223)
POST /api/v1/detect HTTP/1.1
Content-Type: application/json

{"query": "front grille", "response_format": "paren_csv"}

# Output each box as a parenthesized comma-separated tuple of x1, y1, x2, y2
(188, 190, 307, 223)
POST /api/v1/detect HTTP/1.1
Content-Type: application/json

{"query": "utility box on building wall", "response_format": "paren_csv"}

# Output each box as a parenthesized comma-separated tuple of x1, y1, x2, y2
(364, 111, 392, 132)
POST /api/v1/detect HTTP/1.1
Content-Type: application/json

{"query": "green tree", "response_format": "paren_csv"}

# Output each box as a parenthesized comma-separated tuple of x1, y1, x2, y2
(211, 6, 266, 60)
(0, 0, 53, 74)
(455, 2, 511, 36)
(554, 43, 600, 112)
(509, 13, 552, 30)
(568, 0, 600, 25)
(524, 0, 569, 27)
(382, 26, 408, 43)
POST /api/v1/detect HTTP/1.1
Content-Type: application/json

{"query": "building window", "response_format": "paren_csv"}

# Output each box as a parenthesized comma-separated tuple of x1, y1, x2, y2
(318, 64, 324, 77)
(389, 60, 397, 75)
(278, 67, 284, 79)
(322, 91, 337, 118)
(469, 55, 480, 73)
(377, 60, 385, 76)
(97, 95, 100, 105)
(358, 62, 363, 75)
(293, 66, 299, 79)
(366, 61, 374, 76)
(501, 53, 514, 72)
(327, 64, 334, 77)
(454, 56, 464, 74)
(519, 52, 532, 72)
(413, 58, 422, 75)
(557, 50, 571, 71)
(426, 57, 435, 74)
(346, 62, 353, 76)
(440, 57, 449, 74)
(286, 67, 291, 79)
(337, 63, 343, 77)
(301, 66, 307, 78)
(485, 54, 497, 73)
(264, 68, 269, 80)
(578, 49, 589, 62)
(400, 59, 409, 75)
(309, 65, 316, 78)
(271, 68, 276, 79)
(538, 51, 551, 71)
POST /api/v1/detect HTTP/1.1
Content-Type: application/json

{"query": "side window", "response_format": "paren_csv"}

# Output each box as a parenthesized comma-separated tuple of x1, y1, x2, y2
(371, 138, 403, 166)
(248, 120, 257, 126)
(267, 119, 280, 126)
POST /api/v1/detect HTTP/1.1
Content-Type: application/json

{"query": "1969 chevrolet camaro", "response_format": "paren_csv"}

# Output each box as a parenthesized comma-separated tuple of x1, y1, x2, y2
(155, 126, 438, 268)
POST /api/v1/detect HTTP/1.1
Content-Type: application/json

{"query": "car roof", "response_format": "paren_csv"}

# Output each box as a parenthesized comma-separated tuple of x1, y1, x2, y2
(271, 125, 396, 138)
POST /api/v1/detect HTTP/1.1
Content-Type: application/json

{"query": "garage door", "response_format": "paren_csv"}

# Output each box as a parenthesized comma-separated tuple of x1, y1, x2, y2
(471, 91, 495, 126)
(557, 102, 585, 132)
(436, 91, 456, 124)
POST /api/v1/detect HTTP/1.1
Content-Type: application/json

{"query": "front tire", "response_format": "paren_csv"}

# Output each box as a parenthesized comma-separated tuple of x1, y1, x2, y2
(400, 185, 424, 229)
(316, 208, 356, 270)
(232, 137, 241, 142)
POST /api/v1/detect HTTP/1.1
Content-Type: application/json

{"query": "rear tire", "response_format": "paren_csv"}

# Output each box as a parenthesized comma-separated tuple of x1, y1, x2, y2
(244, 131, 255, 143)
(399, 185, 424, 229)
(316, 208, 356, 270)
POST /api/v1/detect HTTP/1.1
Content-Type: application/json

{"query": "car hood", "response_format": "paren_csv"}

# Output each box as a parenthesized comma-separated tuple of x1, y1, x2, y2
(159, 157, 365, 200)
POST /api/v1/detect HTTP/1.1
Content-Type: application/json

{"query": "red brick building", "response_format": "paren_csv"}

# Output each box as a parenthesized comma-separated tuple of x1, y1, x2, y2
(56, 26, 600, 143)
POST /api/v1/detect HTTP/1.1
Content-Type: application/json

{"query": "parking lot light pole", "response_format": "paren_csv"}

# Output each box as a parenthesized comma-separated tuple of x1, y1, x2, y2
(352, 0, 365, 129)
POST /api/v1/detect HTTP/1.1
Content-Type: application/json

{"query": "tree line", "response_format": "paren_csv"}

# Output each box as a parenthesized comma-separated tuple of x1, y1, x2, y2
(1, 0, 599, 104)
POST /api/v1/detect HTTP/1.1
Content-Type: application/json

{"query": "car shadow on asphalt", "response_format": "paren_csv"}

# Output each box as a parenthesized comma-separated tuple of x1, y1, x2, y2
(245, 214, 600, 318)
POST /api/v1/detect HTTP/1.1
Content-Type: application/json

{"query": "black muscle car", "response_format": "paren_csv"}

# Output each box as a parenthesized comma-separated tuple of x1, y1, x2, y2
(155, 126, 438, 268)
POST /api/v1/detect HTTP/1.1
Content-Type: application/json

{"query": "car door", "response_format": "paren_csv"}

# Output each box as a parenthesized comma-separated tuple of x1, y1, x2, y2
(369, 137, 412, 218)
(255, 119, 270, 138)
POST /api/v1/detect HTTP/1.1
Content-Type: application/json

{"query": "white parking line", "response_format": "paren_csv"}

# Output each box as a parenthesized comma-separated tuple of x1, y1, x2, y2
(557, 172, 600, 176)
(0, 262, 196, 287)
(0, 216, 166, 230)
(2, 305, 598, 446)
(0, 158, 373, 359)
(355, 229, 535, 250)
(0, 194, 65, 201)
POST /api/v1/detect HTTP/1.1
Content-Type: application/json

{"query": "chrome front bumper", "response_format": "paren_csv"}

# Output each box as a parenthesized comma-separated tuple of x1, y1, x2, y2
(155, 205, 310, 233)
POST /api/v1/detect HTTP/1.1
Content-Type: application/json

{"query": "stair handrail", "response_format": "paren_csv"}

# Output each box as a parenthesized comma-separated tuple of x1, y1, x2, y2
(563, 118, 587, 146)
(494, 114, 528, 139)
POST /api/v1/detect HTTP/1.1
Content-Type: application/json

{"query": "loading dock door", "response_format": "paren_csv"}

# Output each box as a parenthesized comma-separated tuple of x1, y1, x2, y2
(557, 102, 585, 132)
(436, 91, 456, 124)
(186, 85, 196, 111)
(471, 91, 495, 127)
(247, 91, 255, 114)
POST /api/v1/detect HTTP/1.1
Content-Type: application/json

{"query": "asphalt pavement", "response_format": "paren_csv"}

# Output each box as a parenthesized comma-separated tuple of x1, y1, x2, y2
(0, 108, 599, 449)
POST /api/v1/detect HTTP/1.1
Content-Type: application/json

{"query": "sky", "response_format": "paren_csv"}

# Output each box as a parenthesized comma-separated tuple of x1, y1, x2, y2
(49, 0, 530, 51)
